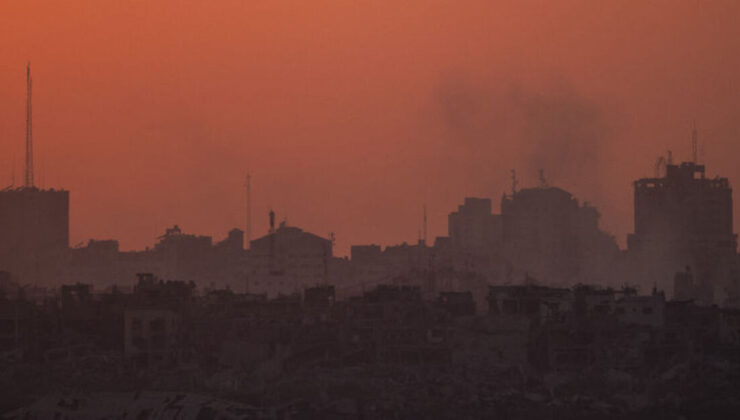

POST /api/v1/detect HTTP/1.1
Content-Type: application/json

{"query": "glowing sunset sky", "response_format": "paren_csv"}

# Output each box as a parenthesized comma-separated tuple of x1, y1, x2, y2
(1, 1, 739, 255)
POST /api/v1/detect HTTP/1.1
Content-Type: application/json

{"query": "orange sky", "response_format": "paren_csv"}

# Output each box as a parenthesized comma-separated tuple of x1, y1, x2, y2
(1, 0, 740, 255)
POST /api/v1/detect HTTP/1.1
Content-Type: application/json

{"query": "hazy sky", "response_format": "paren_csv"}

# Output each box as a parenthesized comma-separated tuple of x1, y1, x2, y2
(1, 0, 740, 255)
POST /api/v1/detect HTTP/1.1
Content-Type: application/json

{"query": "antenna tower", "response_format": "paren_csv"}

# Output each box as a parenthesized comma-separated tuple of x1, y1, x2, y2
(246, 173, 252, 247)
(10, 155, 16, 188)
(538, 169, 548, 188)
(25, 62, 34, 188)
(423, 204, 427, 246)
(691, 123, 698, 164)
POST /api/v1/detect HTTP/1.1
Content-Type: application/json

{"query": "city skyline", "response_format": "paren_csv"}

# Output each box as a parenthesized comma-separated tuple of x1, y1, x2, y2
(2, 1, 740, 255)
(3, 3, 740, 416)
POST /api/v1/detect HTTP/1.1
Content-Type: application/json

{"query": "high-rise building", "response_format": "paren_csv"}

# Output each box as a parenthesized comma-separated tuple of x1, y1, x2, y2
(501, 187, 619, 285)
(448, 198, 500, 252)
(0, 187, 70, 281)
(627, 162, 737, 303)
(0, 64, 70, 283)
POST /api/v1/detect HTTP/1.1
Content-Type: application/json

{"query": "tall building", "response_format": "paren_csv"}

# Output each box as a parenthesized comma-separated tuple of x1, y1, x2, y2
(0, 64, 70, 283)
(500, 187, 619, 285)
(448, 198, 501, 253)
(0, 187, 70, 282)
(627, 161, 737, 303)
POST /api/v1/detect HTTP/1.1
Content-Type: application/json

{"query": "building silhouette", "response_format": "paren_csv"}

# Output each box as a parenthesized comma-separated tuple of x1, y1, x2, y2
(0, 187, 69, 283)
(501, 186, 619, 285)
(628, 161, 737, 303)
(448, 197, 500, 253)
(246, 216, 333, 297)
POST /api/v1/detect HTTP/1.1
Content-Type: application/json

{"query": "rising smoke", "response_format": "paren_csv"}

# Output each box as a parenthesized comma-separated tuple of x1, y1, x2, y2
(436, 74, 613, 198)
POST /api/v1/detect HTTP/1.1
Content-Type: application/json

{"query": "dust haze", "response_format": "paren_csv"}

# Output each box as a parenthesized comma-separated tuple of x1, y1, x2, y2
(436, 74, 613, 213)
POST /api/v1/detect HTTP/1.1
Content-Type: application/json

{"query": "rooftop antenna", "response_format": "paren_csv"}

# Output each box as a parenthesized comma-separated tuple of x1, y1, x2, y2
(11, 156, 16, 188)
(269, 209, 275, 234)
(39, 155, 43, 189)
(691, 122, 698, 164)
(510, 169, 518, 195)
(656, 150, 673, 178)
(538, 169, 548, 188)
(423, 204, 428, 246)
(25, 62, 34, 188)
(268, 208, 276, 274)
(246, 173, 252, 248)
(655, 155, 666, 178)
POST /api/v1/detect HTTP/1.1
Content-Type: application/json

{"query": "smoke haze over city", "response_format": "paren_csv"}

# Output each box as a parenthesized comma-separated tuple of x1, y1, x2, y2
(6, 2, 740, 418)
(2, 1, 740, 255)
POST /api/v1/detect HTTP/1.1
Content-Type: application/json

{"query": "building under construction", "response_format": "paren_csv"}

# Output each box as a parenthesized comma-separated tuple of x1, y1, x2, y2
(627, 160, 737, 304)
